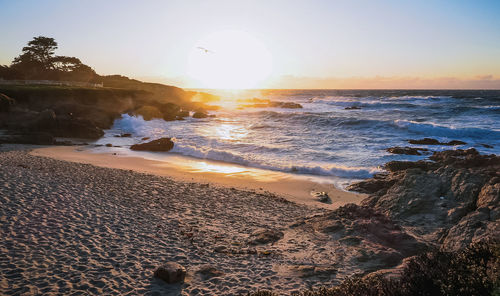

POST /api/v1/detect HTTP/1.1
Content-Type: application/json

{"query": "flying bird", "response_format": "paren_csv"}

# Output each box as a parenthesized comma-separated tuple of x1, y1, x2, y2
(197, 47, 214, 54)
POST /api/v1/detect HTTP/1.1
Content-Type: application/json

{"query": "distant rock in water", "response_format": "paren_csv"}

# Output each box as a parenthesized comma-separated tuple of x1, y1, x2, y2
(345, 106, 362, 110)
(347, 148, 500, 251)
(114, 133, 132, 137)
(130, 137, 174, 152)
(237, 98, 303, 109)
(386, 146, 429, 155)
(408, 138, 467, 146)
(481, 143, 494, 149)
(134, 105, 163, 121)
(269, 101, 303, 109)
(192, 111, 208, 119)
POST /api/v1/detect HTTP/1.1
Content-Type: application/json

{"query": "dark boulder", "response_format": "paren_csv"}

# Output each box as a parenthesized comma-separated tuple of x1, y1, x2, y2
(135, 105, 163, 121)
(408, 138, 467, 146)
(446, 140, 467, 145)
(154, 262, 186, 284)
(429, 148, 500, 168)
(269, 101, 303, 109)
(345, 106, 362, 110)
(408, 138, 441, 145)
(386, 146, 428, 155)
(384, 160, 438, 172)
(130, 137, 174, 152)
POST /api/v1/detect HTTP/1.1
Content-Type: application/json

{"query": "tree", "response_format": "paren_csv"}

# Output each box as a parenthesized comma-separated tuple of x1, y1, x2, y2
(7, 36, 96, 81)
(19, 36, 57, 69)
(10, 36, 58, 78)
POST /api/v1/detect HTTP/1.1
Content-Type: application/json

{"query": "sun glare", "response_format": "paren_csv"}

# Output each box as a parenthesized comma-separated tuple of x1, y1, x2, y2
(187, 30, 273, 89)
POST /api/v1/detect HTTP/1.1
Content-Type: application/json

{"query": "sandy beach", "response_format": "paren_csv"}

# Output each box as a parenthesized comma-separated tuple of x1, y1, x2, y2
(0, 144, 369, 295)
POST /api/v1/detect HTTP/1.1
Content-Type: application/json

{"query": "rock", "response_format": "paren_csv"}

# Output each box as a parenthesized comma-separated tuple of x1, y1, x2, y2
(446, 140, 467, 145)
(0, 93, 15, 112)
(154, 262, 186, 284)
(430, 148, 500, 168)
(345, 106, 361, 110)
(386, 146, 428, 155)
(269, 101, 303, 109)
(296, 204, 427, 268)
(349, 149, 500, 252)
(115, 133, 132, 137)
(141, 137, 150, 141)
(130, 137, 174, 152)
(248, 228, 284, 245)
(213, 245, 227, 253)
(481, 143, 494, 149)
(192, 111, 208, 119)
(407, 138, 467, 146)
(135, 105, 163, 121)
(105, 143, 112, 147)
(408, 138, 441, 145)
(384, 160, 437, 172)
(346, 175, 397, 194)
(311, 191, 330, 202)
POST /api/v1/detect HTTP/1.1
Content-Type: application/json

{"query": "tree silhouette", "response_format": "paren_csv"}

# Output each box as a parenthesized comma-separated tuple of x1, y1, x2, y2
(7, 36, 96, 81)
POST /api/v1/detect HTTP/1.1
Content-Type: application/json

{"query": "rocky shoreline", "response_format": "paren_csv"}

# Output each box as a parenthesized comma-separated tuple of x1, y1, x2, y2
(347, 148, 499, 251)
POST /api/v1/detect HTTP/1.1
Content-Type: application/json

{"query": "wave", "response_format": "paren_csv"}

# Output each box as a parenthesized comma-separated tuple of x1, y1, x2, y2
(170, 143, 379, 179)
(394, 120, 499, 139)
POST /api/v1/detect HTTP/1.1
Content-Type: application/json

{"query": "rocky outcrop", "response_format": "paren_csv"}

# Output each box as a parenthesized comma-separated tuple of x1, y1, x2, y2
(348, 148, 500, 251)
(0, 85, 211, 143)
(294, 204, 427, 268)
(130, 138, 174, 152)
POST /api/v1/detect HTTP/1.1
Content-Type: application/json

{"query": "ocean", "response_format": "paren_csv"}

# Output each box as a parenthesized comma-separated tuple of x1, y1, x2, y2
(95, 89, 500, 187)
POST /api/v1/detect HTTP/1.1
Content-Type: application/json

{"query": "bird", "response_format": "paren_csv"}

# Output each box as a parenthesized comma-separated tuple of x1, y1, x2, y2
(197, 46, 213, 54)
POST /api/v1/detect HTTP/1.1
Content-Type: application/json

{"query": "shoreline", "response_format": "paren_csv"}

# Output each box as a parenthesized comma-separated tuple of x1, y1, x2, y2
(31, 145, 365, 210)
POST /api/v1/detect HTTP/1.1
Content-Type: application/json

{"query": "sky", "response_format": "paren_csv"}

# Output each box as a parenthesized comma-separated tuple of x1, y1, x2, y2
(1, 0, 500, 89)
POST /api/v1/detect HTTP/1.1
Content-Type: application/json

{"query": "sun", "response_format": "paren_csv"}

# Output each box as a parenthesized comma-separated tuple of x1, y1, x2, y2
(187, 30, 273, 89)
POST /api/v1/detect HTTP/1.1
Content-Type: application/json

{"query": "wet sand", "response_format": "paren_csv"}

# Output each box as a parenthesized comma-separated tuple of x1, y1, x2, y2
(31, 146, 365, 210)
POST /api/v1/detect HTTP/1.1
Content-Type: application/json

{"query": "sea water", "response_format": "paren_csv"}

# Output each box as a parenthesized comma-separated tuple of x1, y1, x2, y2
(95, 89, 500, 186)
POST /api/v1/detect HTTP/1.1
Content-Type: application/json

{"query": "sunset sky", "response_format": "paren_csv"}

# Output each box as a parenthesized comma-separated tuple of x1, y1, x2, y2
(1, 0, 499, 89)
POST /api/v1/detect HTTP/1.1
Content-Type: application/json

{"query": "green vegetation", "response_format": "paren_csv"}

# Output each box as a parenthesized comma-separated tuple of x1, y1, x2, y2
(248, 241, 500, 296)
